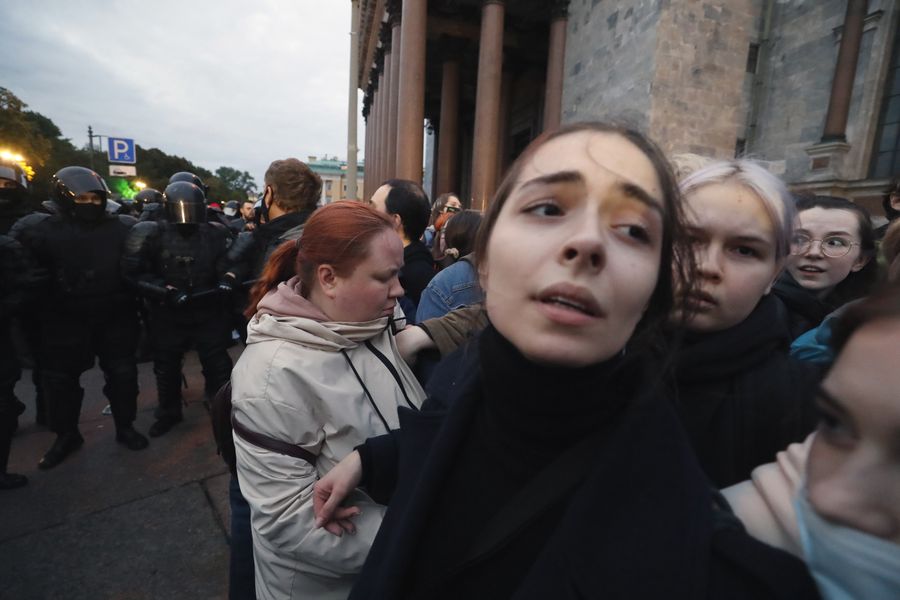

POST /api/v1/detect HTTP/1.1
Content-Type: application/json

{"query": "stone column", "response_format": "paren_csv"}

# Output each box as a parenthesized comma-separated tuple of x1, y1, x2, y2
(363, 97, 372, 199)
(821, 0, 868, 142)
(543, 3, 568, 132)
(496, 69, 513, 176)
(377, 70, 387, 184)
(470, 0, 505, 210)
(372, 84, 382, 189)
(396, 0, 427, 183)
(388, 6, 402, 178)
(347, 0, 360, 200)
(380, 55, 393, 180)
(436, 58, 460, 196)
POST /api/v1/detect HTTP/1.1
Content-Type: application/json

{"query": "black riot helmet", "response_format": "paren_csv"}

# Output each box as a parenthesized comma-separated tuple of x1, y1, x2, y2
(163, 181, 207, 224)
(133, 188, 163, 211)
(0, 161, 28, 207)
(168, 171, 209, 195)
(51, 166, 109, 213)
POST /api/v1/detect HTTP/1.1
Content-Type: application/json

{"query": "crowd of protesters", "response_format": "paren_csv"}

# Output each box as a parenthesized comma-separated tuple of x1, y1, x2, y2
(1, 122, 899, 600)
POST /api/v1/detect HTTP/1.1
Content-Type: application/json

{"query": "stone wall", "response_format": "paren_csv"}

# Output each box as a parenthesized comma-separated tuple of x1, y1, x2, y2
(560, 0, 897, 191)
(562, 0, 757, 158)
(562, 0, 661, 131)
(649, 0, 757, 158)
(747, 0, 896, 185)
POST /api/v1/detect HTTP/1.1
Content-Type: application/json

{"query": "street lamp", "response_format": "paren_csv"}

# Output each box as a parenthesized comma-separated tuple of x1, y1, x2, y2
(134, 180, 147, 190)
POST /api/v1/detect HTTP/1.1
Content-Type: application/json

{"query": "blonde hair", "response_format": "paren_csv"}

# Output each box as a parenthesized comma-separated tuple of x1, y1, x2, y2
(680, 160, 795, 260)
(669, 153, 715, 182)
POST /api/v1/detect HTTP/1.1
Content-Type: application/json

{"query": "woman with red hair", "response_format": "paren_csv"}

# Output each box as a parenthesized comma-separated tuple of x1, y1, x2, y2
(230, 201, 425, 600)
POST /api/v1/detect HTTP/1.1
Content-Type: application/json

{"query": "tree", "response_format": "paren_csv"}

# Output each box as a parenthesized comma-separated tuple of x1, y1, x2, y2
(207, 166, 257, 204)
(0, 87, 52, 169)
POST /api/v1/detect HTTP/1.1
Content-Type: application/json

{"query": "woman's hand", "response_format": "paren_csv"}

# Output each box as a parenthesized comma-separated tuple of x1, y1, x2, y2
(395, 325, 435, 365)
(314, 450, 364, 536)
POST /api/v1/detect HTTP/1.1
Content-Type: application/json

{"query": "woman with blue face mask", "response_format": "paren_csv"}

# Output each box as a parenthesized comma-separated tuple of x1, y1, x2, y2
(723, 285, 900, 599)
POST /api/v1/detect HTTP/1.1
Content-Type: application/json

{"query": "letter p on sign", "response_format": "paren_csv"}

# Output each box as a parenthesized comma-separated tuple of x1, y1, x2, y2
(107, 137, 136, 164)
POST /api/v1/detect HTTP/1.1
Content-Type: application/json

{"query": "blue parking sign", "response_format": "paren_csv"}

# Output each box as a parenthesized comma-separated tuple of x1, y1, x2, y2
(107, 137, 136, 164)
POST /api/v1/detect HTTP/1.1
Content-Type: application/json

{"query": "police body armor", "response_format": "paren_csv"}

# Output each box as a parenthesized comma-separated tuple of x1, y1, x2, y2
(125, 221, 229, 299)
(13, 212, 137, 312)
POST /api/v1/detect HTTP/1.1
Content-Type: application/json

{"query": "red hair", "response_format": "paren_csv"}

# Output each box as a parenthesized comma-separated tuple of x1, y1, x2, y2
(245, 201, 395, 318)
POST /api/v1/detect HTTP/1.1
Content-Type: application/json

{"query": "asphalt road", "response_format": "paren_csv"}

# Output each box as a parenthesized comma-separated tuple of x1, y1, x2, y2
(0, 346, 244, 600)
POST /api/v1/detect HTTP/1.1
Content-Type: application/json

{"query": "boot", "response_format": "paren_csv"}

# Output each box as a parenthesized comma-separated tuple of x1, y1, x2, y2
(115, 426, 149, 450)
(38, 431, 84, 470)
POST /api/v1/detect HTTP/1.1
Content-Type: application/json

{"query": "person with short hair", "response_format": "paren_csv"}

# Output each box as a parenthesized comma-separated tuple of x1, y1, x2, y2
(672, 160, 821, 486)
(370, 179, 434, 314)
(224, 159, 323, 333)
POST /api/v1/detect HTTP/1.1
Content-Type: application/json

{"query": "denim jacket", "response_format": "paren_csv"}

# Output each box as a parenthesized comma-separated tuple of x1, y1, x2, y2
(415, 256, 483, 322)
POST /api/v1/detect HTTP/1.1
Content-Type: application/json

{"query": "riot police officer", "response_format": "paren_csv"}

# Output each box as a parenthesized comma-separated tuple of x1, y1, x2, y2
(123, 181, 233, 437)
(169, 171, 231, 228)
(12, 166, 148, 469)
(122, 187, 162, 218)
(0, 233, 38, 489)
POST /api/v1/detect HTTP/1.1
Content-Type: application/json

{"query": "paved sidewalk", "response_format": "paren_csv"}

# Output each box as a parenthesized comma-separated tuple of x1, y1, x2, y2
(0, 347, 243, 600)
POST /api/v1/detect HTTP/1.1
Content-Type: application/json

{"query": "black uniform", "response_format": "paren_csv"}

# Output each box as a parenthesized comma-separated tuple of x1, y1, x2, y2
(223, 209, 313, 340)
(0, 233, 41, 487)
(15, 210, 143, 433)
(123, 207, 233, 433)
(12, 166, 149, 470)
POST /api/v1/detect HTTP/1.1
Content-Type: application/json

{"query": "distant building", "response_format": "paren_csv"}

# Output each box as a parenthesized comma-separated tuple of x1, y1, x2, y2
(356, 0, 898, 215)
(306, 156, 366, 204)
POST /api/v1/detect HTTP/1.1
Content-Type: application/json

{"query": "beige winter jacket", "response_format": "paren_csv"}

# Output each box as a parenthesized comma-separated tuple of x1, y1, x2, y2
(721, 433, 814, 557)
(232, 278, 425, 600)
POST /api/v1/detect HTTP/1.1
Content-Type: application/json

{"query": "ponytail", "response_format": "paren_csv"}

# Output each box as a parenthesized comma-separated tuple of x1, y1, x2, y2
(245, 240, 299, 319)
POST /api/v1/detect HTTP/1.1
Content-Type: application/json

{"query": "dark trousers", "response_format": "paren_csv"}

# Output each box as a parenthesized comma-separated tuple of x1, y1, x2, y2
(0, 318, 25, 473)
(150, 305, 232, 420)
(40, 310, 139, 434)
(229, 475, 256, 599)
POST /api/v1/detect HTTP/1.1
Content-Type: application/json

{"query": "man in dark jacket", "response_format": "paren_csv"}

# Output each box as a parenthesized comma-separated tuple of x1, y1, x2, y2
(370, 179, 434, 318)
(13, 166, 149, 469)
(223, 158, 322, 327)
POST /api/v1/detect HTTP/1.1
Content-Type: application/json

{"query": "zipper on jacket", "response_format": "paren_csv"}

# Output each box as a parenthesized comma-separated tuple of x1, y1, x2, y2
(364, 340, 417, 409)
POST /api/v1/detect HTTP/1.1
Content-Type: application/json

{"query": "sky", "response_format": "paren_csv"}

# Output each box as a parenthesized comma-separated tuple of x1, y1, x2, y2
(0, 0, 365, 187)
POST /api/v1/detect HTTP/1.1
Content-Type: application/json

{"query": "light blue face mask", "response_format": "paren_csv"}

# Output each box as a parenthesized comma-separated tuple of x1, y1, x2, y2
(794, 490, 900, 600)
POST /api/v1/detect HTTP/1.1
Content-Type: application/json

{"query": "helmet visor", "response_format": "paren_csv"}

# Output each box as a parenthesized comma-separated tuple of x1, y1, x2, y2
(166, 199, 207, 224)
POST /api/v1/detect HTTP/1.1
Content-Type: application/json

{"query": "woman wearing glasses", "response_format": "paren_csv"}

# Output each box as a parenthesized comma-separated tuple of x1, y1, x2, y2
(773, 195, 877, 342)
(422, 193, 462, 250)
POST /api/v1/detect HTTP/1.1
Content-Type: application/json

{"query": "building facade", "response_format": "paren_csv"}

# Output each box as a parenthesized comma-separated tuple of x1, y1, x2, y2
(307, 155, 366, 204)
(356, 0, 899, 215)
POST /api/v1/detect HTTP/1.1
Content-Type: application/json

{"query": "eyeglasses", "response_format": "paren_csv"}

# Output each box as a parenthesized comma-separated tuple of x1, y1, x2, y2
(444, 205, 460, 213)
(790, 233, 859, 258)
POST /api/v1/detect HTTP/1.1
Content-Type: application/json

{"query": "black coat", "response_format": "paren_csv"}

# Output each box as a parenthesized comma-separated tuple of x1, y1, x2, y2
(400, 240, 435, 307)
(351, 336, 819, 600)
(772, 272, 836, 339)
(674, 295, 822, 488)
(225, 210, 313, 285)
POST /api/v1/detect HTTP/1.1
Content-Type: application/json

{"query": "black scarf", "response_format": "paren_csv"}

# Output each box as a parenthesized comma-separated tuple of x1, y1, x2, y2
(675, 294, 791, 383)
(405, 327, 650, 599)
(772, 271, 832, 337)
